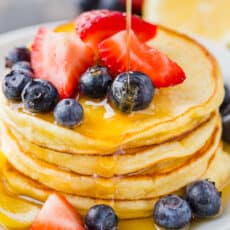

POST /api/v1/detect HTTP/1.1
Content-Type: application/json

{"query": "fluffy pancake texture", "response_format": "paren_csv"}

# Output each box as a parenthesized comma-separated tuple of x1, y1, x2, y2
(0, 117, 221, 200)
(6, 113, 217, 177)
(2, 147, 230, 219)
(0, 24, 229, 219)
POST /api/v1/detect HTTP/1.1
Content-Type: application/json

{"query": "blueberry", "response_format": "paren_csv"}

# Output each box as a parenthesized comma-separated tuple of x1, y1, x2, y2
(12, 61, 33, 73)
(153, 195, 192, 229)
(79, 65, 112, 99)
(98, 0, 124, 11)
(85, 204, 118, 230)
(5, 47, 31, 68)
(54, 99, 83, 128)
(186, 180, 221, 217)
(2, 70, 33, 101)
(220, 85, 230, 117)
(79, 0, 99, 11)
(22, 79, 59, 113)
(110, 71, 154, 113)
(220, 85, 230, 143)
(222, 114, 230, 143)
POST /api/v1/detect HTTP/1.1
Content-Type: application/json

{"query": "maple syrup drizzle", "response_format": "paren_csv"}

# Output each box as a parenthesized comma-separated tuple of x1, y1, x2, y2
(117, 0, 136, 113)
(126, 0, 132, 85)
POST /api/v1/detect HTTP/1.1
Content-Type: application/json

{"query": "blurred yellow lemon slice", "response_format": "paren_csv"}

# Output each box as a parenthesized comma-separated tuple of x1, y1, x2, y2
(143, 0, 230, 45)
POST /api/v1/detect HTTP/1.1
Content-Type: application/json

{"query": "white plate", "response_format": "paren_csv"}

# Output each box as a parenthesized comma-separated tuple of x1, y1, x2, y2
(0, 23, 230, 230)
(197, 37, 230, 83)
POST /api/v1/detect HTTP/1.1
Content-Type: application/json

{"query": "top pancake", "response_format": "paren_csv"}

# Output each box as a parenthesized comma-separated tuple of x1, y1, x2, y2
(0, 25, 224, 154)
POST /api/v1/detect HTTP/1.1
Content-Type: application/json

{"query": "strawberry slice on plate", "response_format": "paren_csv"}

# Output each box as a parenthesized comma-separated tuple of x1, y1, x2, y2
(31, 193, 85, 230)
(98, 30, 186, 88)
(31, 27, 94, 98)
(75, 10, 157, 49)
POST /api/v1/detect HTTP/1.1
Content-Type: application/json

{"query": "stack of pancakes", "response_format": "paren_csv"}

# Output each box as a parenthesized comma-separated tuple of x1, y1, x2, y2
(0, 26, 230, 219)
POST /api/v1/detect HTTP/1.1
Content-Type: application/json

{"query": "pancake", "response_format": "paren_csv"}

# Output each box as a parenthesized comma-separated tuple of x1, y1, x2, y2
(7, 113, 217, 177)
(0, 21, 226, 224)
(2, 148, 230, 219)
(0, 26, 223, 155)
(0, 118, 221, 200)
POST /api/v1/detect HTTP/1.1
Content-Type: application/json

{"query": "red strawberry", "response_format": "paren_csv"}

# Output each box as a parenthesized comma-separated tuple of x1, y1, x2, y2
(98, 30, 186, 87)
(131, 0, 143, 10)
(31, 193, 85, 230)
(75, 10, 157, 49)
(31, 27, 94, 98)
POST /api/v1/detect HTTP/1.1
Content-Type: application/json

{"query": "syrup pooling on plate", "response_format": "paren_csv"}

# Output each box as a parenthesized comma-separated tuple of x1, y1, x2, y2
(0, 152, 40, 229)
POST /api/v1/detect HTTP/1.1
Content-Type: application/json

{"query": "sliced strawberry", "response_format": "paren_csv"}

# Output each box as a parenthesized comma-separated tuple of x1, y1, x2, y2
(131, 0, 144, 10)
(31, 193, 85, 230)
(75, 10, 157, 49)
(31, 27, 94, 98)
(98, 30, 186, 87)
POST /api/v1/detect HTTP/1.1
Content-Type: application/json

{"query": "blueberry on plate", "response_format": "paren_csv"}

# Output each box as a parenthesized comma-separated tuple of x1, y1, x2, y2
(54, 99, 83, 128)
(12, 61, 33, 73)
(79, 65, 112, 99)
(5, 47, 31, 68)
(222, 114, 230, 143)
(79, 0, 99, 11)
(22, 79, 59, 113)
(98, 0, 124, 11)
(110, 71, 154, 113)
(186, 180, 221, 218)
(220, 85, 230, 117)
(85, 204, 118, 230)
(220, 85, 230, 143)
(153, 195, 192, 229)
(2, 70, 33, 101)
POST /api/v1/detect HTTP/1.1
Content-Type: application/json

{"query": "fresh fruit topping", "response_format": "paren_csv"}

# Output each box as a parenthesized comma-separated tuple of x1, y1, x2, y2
(220, 85, 230, 117)
(78, 0, 142, 14)
(75, 10, 157, 48)
(153, 195, 192, 229)
(220, 85, 230, 143)
(22, 79, 59, 113)
(79, 65, 112, 99)
(79, 0, 100, 12)
(110, 71, 154, 113)
(124, 0, 143, 12)
(12, 61, 33, 73)
(98, 0, 124, 11)
(31, 193, 85, 230)
(5, 47, 31, 68)
(54, 99, 83, 128)
(2, 70, 33, 101)
(31, 27, 94, 98)
(120, 0, 143, 13)
(85, 204, 118, 230)
(222, 115, 230, 143)
(186, 180, 221, 217)
(98, 30, 186, 87)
